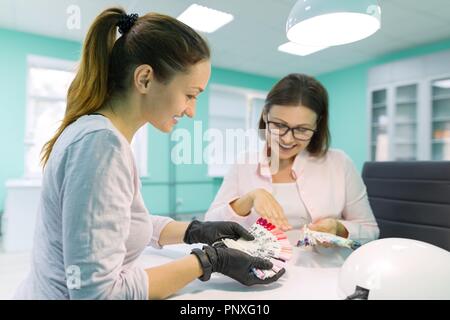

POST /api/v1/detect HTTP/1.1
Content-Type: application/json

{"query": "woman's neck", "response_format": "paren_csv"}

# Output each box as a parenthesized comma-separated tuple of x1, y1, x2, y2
(271, 156, 296, 183)
(279, 157, 294, 171)
(96, 95, 145, 143)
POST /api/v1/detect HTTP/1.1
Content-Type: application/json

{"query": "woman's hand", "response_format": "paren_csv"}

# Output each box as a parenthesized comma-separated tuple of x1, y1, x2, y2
(308, 218, 349, 247)
(200, 245, 286, 286)
(183, 220, 254, 245)
(250, 189, 292, 231)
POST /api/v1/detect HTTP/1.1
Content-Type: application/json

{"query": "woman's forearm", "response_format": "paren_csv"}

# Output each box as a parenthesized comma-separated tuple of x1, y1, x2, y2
(158, 221, 190, 246)
(229, 191, 255, 217)
(145, 254, 203, 299)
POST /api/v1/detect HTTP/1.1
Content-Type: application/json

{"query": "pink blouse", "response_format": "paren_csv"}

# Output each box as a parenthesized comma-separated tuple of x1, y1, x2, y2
(205, 148, 379, 244)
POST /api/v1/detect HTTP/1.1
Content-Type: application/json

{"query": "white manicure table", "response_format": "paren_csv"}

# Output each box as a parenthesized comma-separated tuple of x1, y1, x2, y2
(139, 234, 351, 300)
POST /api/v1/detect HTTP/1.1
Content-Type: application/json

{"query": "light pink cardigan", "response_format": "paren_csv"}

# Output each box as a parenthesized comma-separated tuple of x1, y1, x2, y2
(205, 148, 379, 244)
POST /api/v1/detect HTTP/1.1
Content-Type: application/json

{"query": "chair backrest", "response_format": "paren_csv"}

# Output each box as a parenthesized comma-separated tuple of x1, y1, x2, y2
(362, 161, 450, 251)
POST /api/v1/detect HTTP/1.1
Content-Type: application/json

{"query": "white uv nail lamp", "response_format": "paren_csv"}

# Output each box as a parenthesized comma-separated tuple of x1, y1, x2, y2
(338, 238, 450, 300)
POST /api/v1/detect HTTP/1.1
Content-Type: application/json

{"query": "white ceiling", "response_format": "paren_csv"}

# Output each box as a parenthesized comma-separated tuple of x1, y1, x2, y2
(1, 0, 450, 78)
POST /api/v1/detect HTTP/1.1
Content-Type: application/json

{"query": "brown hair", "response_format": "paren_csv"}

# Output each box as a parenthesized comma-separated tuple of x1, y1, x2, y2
(258, 73, 330, 157)
(41, 7, 210, 167)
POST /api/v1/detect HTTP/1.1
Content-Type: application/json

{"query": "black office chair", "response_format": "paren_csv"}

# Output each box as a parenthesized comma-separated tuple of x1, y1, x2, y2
(362, 161, 450, 251)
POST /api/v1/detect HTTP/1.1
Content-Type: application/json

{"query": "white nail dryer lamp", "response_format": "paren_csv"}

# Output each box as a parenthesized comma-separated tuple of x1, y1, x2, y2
(338, 238, 450, 299)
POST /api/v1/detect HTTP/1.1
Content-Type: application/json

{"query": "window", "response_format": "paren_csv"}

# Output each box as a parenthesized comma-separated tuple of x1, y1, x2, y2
(24, 55, 148, 178)
(25, 55, 76, 178)
(207, 84, 266, 177)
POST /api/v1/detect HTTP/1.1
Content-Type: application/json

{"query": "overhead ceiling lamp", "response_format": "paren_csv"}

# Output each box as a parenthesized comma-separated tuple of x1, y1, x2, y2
(278, 42, 328, 56)
(177, 4, 234, 33)
(286, 0, 381, 47)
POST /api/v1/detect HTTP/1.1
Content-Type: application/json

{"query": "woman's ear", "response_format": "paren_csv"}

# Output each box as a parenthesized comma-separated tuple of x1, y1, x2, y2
(134, 64, 153, 94)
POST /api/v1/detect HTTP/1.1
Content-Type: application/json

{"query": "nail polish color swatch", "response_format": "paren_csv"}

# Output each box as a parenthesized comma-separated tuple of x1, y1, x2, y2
(222, 218, 292, 279)
(296, 225, 361, 250)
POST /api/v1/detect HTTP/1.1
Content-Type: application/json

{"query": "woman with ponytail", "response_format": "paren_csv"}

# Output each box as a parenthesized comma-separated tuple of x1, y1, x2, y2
(14, 7, 284, 300)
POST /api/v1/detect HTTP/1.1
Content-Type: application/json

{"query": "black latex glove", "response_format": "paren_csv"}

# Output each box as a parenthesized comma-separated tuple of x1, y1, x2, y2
(184, 220, 255, 245)
(203, 245, 286, 286)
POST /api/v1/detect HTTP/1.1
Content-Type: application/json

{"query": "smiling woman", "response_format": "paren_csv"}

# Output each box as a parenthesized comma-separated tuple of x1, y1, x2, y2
(13, 6, 285, 300)
(205, 73, 379, 250)
(259, 73, 330, 159)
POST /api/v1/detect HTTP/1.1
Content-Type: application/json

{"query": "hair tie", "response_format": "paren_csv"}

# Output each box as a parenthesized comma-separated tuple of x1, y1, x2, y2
(117, 13, 139, 35)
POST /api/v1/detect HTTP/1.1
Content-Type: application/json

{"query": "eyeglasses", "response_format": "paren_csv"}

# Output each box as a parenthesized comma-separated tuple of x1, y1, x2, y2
(266, 120, 317, 141)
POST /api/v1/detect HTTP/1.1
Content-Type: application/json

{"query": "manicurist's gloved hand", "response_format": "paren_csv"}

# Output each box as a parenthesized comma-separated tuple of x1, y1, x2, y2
(191, 244, 286, 286)
(183, 220, 254, 245)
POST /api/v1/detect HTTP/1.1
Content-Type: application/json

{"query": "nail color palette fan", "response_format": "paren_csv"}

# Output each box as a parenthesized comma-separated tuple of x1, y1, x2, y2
(222, 218, 292, 279)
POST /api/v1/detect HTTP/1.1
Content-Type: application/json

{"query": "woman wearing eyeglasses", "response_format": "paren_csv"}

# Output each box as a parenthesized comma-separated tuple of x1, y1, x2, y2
(205, 73, 379, 247)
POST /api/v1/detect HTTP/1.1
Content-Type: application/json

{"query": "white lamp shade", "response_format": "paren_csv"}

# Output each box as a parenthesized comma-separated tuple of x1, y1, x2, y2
(286, 0, 381, 46)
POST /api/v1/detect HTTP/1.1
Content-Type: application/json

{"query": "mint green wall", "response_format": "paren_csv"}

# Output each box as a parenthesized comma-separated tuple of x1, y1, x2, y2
(317, 38, 450, 171)
(0, 28, 81, 213)
(317, 63, 371, 171)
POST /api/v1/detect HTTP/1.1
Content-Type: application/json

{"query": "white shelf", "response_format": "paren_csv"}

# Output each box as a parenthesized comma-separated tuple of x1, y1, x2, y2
(372, 102, 386, 109)
(432, 94, 450, 101)
(396, 100, 417, 105)
(432, 117, 450, 122)
(432, 139, 450, 144)
(395, 120, 417, 125)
